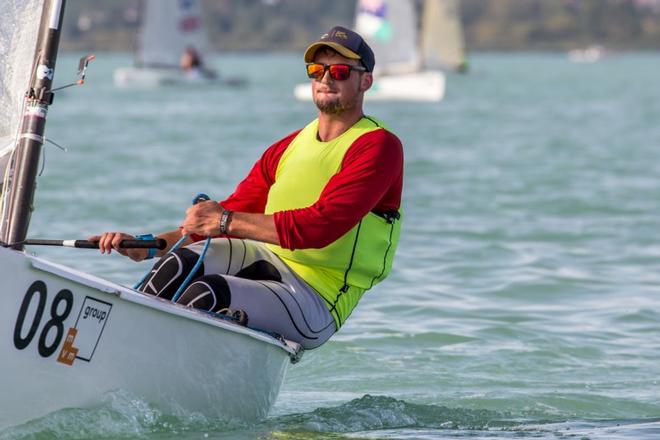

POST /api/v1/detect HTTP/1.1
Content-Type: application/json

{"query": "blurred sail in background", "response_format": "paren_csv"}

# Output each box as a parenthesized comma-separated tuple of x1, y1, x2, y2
(421, 0, 468, 72)
(352, 0, 445, 101)
(114, 0, 241, 87)
(355, 0, 419, 75)
(137, 0, 210, 68)
(0, 0, 44, 203)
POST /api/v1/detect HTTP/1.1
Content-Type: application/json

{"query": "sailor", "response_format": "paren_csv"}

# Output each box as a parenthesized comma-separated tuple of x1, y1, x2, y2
(92, 26, 403, 350)
(179, 45, 216, 79)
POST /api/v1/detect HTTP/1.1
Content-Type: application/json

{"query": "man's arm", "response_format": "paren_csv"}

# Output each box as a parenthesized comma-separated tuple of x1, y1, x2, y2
(181, 202, 279, 245)
(220, 130, 300, 214)
(183, 129, 403, 249)
(275, 129, 403, 250)
(90, 228, 192, 260)
(184, 130, 300, 243)
(182, 127, 403, 250)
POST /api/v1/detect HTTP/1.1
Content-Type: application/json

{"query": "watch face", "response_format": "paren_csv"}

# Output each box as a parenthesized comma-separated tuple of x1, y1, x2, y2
(220, 210, 231, 234)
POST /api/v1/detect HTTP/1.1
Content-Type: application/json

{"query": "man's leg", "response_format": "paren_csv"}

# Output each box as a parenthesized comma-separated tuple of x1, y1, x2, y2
(138, 248, 204, 300)
(137, 238, 336, 349)
(137, 237, 255, 298)
(176, 274, 336, 350)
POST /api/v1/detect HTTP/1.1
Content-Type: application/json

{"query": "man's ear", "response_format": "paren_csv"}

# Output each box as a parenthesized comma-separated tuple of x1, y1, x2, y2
(359, 72, 373, 92)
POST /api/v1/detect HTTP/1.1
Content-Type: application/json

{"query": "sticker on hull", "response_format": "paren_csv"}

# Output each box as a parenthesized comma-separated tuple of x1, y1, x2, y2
(60, 296, 112, 363)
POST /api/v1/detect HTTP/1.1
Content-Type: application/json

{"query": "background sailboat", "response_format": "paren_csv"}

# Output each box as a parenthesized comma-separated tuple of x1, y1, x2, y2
(114, 0, 244, 87)
(1, 0, 298, 430)
(421, 0, 469, 73)
(294, 0, 467, 102)
(355, 0, 420, 76)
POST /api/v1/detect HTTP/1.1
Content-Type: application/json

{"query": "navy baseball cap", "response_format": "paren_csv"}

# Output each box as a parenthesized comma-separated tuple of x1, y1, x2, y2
(304, 26, 375, 72)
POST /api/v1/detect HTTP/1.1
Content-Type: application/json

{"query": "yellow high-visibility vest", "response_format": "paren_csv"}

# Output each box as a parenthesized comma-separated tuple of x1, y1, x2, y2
(265, 117, 402, 327)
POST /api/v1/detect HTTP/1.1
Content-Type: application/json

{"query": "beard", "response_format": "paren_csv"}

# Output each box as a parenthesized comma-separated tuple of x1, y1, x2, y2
(314, 92, 358, 115)
(315, 98, 344, 114)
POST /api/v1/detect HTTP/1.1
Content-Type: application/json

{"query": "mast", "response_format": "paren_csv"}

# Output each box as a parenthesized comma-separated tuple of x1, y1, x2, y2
(0, 0, 66, 250)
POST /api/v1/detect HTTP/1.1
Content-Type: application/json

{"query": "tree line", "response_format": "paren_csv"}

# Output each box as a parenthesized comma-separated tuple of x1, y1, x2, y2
(61, 0, 660, 51)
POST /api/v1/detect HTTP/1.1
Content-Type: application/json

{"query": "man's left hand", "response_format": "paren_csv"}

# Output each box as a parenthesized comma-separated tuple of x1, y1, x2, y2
(181, 200, 222, 237)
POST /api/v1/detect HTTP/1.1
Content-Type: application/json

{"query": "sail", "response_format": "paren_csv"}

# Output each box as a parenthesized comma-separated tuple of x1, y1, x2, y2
(137, 0, 211, 68)
(0, 0, 45, 197)
(355, 0, 419, 75)
(421, 0, 467, 71)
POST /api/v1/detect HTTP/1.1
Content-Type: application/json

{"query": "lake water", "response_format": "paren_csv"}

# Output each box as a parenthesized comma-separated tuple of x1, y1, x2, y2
(2, 52, 660, 439)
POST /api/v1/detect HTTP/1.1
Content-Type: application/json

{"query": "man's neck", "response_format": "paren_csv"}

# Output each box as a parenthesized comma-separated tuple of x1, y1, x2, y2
(316, 107, 364, 142)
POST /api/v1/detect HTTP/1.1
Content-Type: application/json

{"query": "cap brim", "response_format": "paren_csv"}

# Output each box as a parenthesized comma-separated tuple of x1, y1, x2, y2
(303, 42, 361, 63)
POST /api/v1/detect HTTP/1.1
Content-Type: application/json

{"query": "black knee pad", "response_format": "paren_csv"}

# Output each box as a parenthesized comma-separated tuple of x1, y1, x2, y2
(176, 274, 231, 313)
(138, 248, 204, 300)
(235, 260, 282, 282)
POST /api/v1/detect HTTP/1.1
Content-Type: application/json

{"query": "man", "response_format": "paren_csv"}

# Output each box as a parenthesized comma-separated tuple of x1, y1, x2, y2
(93, 26, 403, 350)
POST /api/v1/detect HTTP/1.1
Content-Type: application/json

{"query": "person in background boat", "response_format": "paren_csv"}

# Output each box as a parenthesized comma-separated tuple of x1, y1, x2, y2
(179, 45, 216, 79)
(91, 26, 403, 350)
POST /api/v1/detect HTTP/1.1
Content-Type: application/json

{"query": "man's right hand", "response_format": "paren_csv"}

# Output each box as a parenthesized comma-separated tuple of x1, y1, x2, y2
(87, 232, 149, 262)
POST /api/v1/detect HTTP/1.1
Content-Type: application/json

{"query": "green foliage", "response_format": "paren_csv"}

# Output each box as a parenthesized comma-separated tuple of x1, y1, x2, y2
(60, 0, 660, 51)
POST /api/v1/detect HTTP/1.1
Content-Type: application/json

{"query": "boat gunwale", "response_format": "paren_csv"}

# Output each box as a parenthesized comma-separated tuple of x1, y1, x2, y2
(1, 246, 303, 361)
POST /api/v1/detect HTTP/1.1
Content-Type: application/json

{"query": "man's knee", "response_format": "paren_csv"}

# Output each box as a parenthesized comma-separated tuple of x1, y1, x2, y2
(176, 274, 231, 313)
(139, 248, 204, 300)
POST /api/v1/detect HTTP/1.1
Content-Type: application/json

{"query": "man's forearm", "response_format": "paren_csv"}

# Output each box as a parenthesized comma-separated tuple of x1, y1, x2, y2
(226, 212, 280, 246)
(156, 229, 192, 257)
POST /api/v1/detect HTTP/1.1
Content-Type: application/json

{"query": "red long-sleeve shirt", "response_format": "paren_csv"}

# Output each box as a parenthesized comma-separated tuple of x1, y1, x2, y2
(219, 127, 403, 250)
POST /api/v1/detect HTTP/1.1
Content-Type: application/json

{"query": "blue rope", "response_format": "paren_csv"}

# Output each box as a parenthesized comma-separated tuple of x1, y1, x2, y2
(133, 192, 212, 292)
(171, 236, 210, 302)
(132, 233, 190, 289)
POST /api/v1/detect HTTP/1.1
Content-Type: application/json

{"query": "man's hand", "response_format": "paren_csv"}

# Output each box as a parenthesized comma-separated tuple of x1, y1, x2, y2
(87, 232, 148, 261)
(181, 200, 222, 237)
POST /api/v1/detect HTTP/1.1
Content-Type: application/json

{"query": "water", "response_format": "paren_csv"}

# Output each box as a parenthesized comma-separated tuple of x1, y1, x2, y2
(2, 52, 660, 439)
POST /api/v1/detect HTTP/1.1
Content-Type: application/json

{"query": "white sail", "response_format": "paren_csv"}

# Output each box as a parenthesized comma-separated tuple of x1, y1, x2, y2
(355, 0, 419, 75)
(421, 0, 467, 71)
(137, 0, 210, 68)
(0, 0, 45, 209)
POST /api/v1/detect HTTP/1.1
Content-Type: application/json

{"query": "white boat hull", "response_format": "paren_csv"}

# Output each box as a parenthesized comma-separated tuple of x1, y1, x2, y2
(0, 246, 300, 429)
(114, 67, 247, 88)
(294, 71, 446, 102)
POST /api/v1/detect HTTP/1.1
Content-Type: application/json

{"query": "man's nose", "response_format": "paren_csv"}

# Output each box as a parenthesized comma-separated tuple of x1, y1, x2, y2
(319, 69, 333, 84)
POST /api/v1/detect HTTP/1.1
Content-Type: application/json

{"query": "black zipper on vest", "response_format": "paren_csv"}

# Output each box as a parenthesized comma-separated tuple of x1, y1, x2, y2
(329, 220, 363, 326)
(369, 217, 397, 289)
(340, 220, 362, 292)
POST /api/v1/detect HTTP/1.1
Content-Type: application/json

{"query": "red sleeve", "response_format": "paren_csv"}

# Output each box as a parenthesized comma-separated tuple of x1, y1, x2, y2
(220, 129, 301, 212)
(274, 128, 404, 250)
(188, 130, 299, 242)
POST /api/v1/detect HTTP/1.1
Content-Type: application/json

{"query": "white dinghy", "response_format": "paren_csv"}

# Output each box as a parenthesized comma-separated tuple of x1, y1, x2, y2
(113, 0, 245, 88)
(0, 0, 300, 430)
(294, 0, 468, 103)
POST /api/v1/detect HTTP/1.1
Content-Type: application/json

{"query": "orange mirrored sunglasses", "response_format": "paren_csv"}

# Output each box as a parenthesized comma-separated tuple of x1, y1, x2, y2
(306, 63, 367, 81)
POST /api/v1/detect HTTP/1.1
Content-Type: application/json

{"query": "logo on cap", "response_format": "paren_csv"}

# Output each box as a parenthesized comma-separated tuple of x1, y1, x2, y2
(334, 30, 348, 39)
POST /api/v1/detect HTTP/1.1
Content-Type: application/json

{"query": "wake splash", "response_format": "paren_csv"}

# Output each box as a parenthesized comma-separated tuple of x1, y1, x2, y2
(0, 393, 516, 439)
(2, 393, 659, 439)
(0, 390, 241, 440)
(268, 394, 514, 432)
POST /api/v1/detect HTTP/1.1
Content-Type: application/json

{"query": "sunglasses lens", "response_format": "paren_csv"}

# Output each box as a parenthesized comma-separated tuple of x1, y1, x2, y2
(329, 64, 351, 80)
(307, 63, 325, 79)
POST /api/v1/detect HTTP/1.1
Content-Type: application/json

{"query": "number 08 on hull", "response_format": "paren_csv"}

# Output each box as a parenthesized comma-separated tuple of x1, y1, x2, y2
(0, 246, 300, 429)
